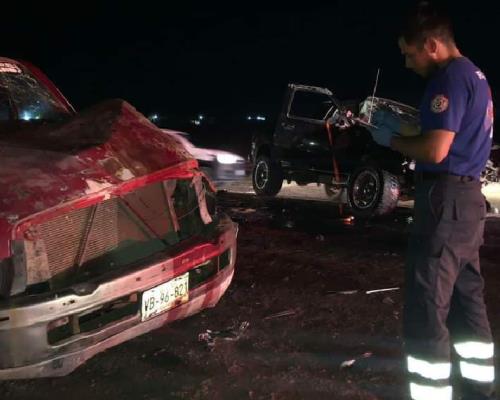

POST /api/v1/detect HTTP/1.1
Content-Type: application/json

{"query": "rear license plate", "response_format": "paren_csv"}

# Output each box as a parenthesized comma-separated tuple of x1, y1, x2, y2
(141, 273, 189, 321)
(235, 169, 245, 176)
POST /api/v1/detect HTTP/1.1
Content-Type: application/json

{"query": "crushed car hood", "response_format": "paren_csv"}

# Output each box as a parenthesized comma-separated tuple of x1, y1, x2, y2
(0, 99, 195, 232)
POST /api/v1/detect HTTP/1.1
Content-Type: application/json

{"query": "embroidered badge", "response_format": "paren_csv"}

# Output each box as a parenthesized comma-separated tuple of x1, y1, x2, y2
(431, 94, 449, 113)
(476, 70, 487, 80)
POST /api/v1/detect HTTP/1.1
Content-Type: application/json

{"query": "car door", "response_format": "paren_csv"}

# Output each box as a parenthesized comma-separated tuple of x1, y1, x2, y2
(273, 84, 338, 171)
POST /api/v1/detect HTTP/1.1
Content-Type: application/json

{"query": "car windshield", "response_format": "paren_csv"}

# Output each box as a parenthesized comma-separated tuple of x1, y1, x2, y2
(0, 62, 70, 122)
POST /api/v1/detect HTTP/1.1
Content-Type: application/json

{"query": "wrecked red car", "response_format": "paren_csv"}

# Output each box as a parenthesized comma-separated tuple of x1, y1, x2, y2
(0, 58, 238, 378)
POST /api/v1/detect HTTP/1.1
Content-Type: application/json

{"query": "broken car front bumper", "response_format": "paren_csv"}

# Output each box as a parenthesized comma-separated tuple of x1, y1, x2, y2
(0, 216, 237, 379)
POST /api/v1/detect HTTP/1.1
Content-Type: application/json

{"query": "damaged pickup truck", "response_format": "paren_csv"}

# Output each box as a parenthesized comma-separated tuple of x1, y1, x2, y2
(250, 83, 499, 218)
(0, 58, 238, 378)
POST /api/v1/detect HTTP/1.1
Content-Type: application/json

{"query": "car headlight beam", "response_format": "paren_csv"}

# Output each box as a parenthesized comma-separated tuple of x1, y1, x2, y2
(216, 154, 240, 164)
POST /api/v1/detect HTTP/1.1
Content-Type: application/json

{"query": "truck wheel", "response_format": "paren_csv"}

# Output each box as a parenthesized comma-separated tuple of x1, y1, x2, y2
(347, 166, 400, 218)
(252, 155, 283, 196)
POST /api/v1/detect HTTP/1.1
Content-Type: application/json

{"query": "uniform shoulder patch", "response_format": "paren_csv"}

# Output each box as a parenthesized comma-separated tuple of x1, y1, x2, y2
(476, 70, 487, 80)
(430, 94, 449, 113)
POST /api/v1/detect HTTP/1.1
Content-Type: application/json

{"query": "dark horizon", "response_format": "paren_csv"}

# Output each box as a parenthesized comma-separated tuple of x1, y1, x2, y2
(1, 1, 498, 121)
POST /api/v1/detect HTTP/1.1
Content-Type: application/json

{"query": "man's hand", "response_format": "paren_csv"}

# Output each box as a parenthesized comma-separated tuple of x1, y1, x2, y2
(367, 110, 401, 147)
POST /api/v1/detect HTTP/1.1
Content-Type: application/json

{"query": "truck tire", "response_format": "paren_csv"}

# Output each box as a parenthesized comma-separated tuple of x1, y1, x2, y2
(347, 166, 400, 218)
(252, 155, 283, 196)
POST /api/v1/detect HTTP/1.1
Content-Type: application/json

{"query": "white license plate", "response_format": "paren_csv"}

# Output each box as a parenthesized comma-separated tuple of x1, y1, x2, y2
(235, 170, 245, 176)
(141, 272, 189, 321)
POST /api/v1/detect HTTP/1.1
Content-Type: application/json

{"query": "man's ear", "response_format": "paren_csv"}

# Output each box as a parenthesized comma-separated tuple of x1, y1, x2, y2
(424, 37, 439, 56)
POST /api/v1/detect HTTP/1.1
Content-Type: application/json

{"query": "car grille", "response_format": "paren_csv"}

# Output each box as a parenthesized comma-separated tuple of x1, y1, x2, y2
(37, 198, 127, 277)
(37, 206, 96, 277)
(21, 179, 210, 286)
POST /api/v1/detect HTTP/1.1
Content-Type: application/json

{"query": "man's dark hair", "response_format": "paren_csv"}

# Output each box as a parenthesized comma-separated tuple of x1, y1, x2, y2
(400, 1, 455, 46)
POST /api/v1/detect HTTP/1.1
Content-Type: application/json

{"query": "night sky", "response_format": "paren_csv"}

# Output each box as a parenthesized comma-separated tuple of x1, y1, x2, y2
(1, 1, 498, 122)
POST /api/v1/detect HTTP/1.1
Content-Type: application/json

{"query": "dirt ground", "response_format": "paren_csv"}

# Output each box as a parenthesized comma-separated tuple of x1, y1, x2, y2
(2, 183, 500, 400)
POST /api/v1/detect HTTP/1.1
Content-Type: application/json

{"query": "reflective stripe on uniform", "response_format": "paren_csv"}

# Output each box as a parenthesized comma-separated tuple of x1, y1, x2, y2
(407, 356, 451, 380)
(454, 342, 494, 360)
(409, 382, 452, 400)
(460, 361, 495, 383)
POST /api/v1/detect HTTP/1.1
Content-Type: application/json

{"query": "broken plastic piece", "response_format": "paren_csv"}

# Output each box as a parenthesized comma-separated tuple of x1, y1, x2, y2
(198, 321, 250, 347)
(263, 309, 297, 320)
(326, 290, 358, 295)
(340, 351, 373, 369)
(365, 287, 400, 295)
(340, 359, 356, 368)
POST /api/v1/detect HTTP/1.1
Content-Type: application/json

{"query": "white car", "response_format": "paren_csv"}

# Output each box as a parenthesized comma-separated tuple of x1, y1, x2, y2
(163, 129, 249, 184)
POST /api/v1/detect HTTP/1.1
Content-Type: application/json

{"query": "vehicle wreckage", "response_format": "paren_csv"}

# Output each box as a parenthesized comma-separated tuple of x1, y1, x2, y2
(250, 83, 499, 217)
(0, 57, 238, 379)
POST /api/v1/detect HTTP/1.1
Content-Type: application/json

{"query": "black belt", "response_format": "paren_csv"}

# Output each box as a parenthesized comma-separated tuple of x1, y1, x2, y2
(414, 171, 478, 183)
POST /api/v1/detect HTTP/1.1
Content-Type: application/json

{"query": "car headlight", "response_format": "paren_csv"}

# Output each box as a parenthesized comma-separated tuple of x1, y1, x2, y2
(216, 154, 240, 164)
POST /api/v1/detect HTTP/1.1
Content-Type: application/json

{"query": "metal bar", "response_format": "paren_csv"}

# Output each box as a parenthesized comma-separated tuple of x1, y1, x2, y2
(74, 204, 98, 268)
(368, 68, 381, 124)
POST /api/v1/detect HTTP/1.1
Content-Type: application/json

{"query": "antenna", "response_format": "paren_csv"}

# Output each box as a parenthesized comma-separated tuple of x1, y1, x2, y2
(367, 68, 381, 124)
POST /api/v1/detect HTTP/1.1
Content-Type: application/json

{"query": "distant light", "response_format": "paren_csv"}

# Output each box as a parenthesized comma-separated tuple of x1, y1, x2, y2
(191, 119, 201, 126)
(150, 114, 159, 121)
(256, 116, 266, 121)
(21, 111, 32, 121)
(198, 114, 204, 120)
(247, 116, 253, 121)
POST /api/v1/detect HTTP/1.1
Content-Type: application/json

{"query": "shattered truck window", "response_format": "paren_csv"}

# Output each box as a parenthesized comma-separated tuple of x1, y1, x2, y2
(289, 90, 336, 121)
(0, 67, 69, 122)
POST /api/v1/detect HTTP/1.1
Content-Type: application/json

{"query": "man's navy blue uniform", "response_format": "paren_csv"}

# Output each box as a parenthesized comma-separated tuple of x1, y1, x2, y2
(417, 57, 494, 178)
(404, 56, 495, 399)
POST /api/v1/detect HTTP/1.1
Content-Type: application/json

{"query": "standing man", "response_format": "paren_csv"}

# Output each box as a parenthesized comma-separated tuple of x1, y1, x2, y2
(369, 2, 495, 399)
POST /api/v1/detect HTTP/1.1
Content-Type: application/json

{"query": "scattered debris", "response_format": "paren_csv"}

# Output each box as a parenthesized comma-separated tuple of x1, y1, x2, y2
(340, 359, 356, 368)
(382, 296, 395, 305)
(340, 352, 373, 369)
(234, 207, 258, 214)
(263, 309, 297, 320)
(365, 287, 400, 295)
(326, 287, 400, 295)
(152, 348, 168, 357)
(198, 321, 250, 347)
(326, 290, 359, 295)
